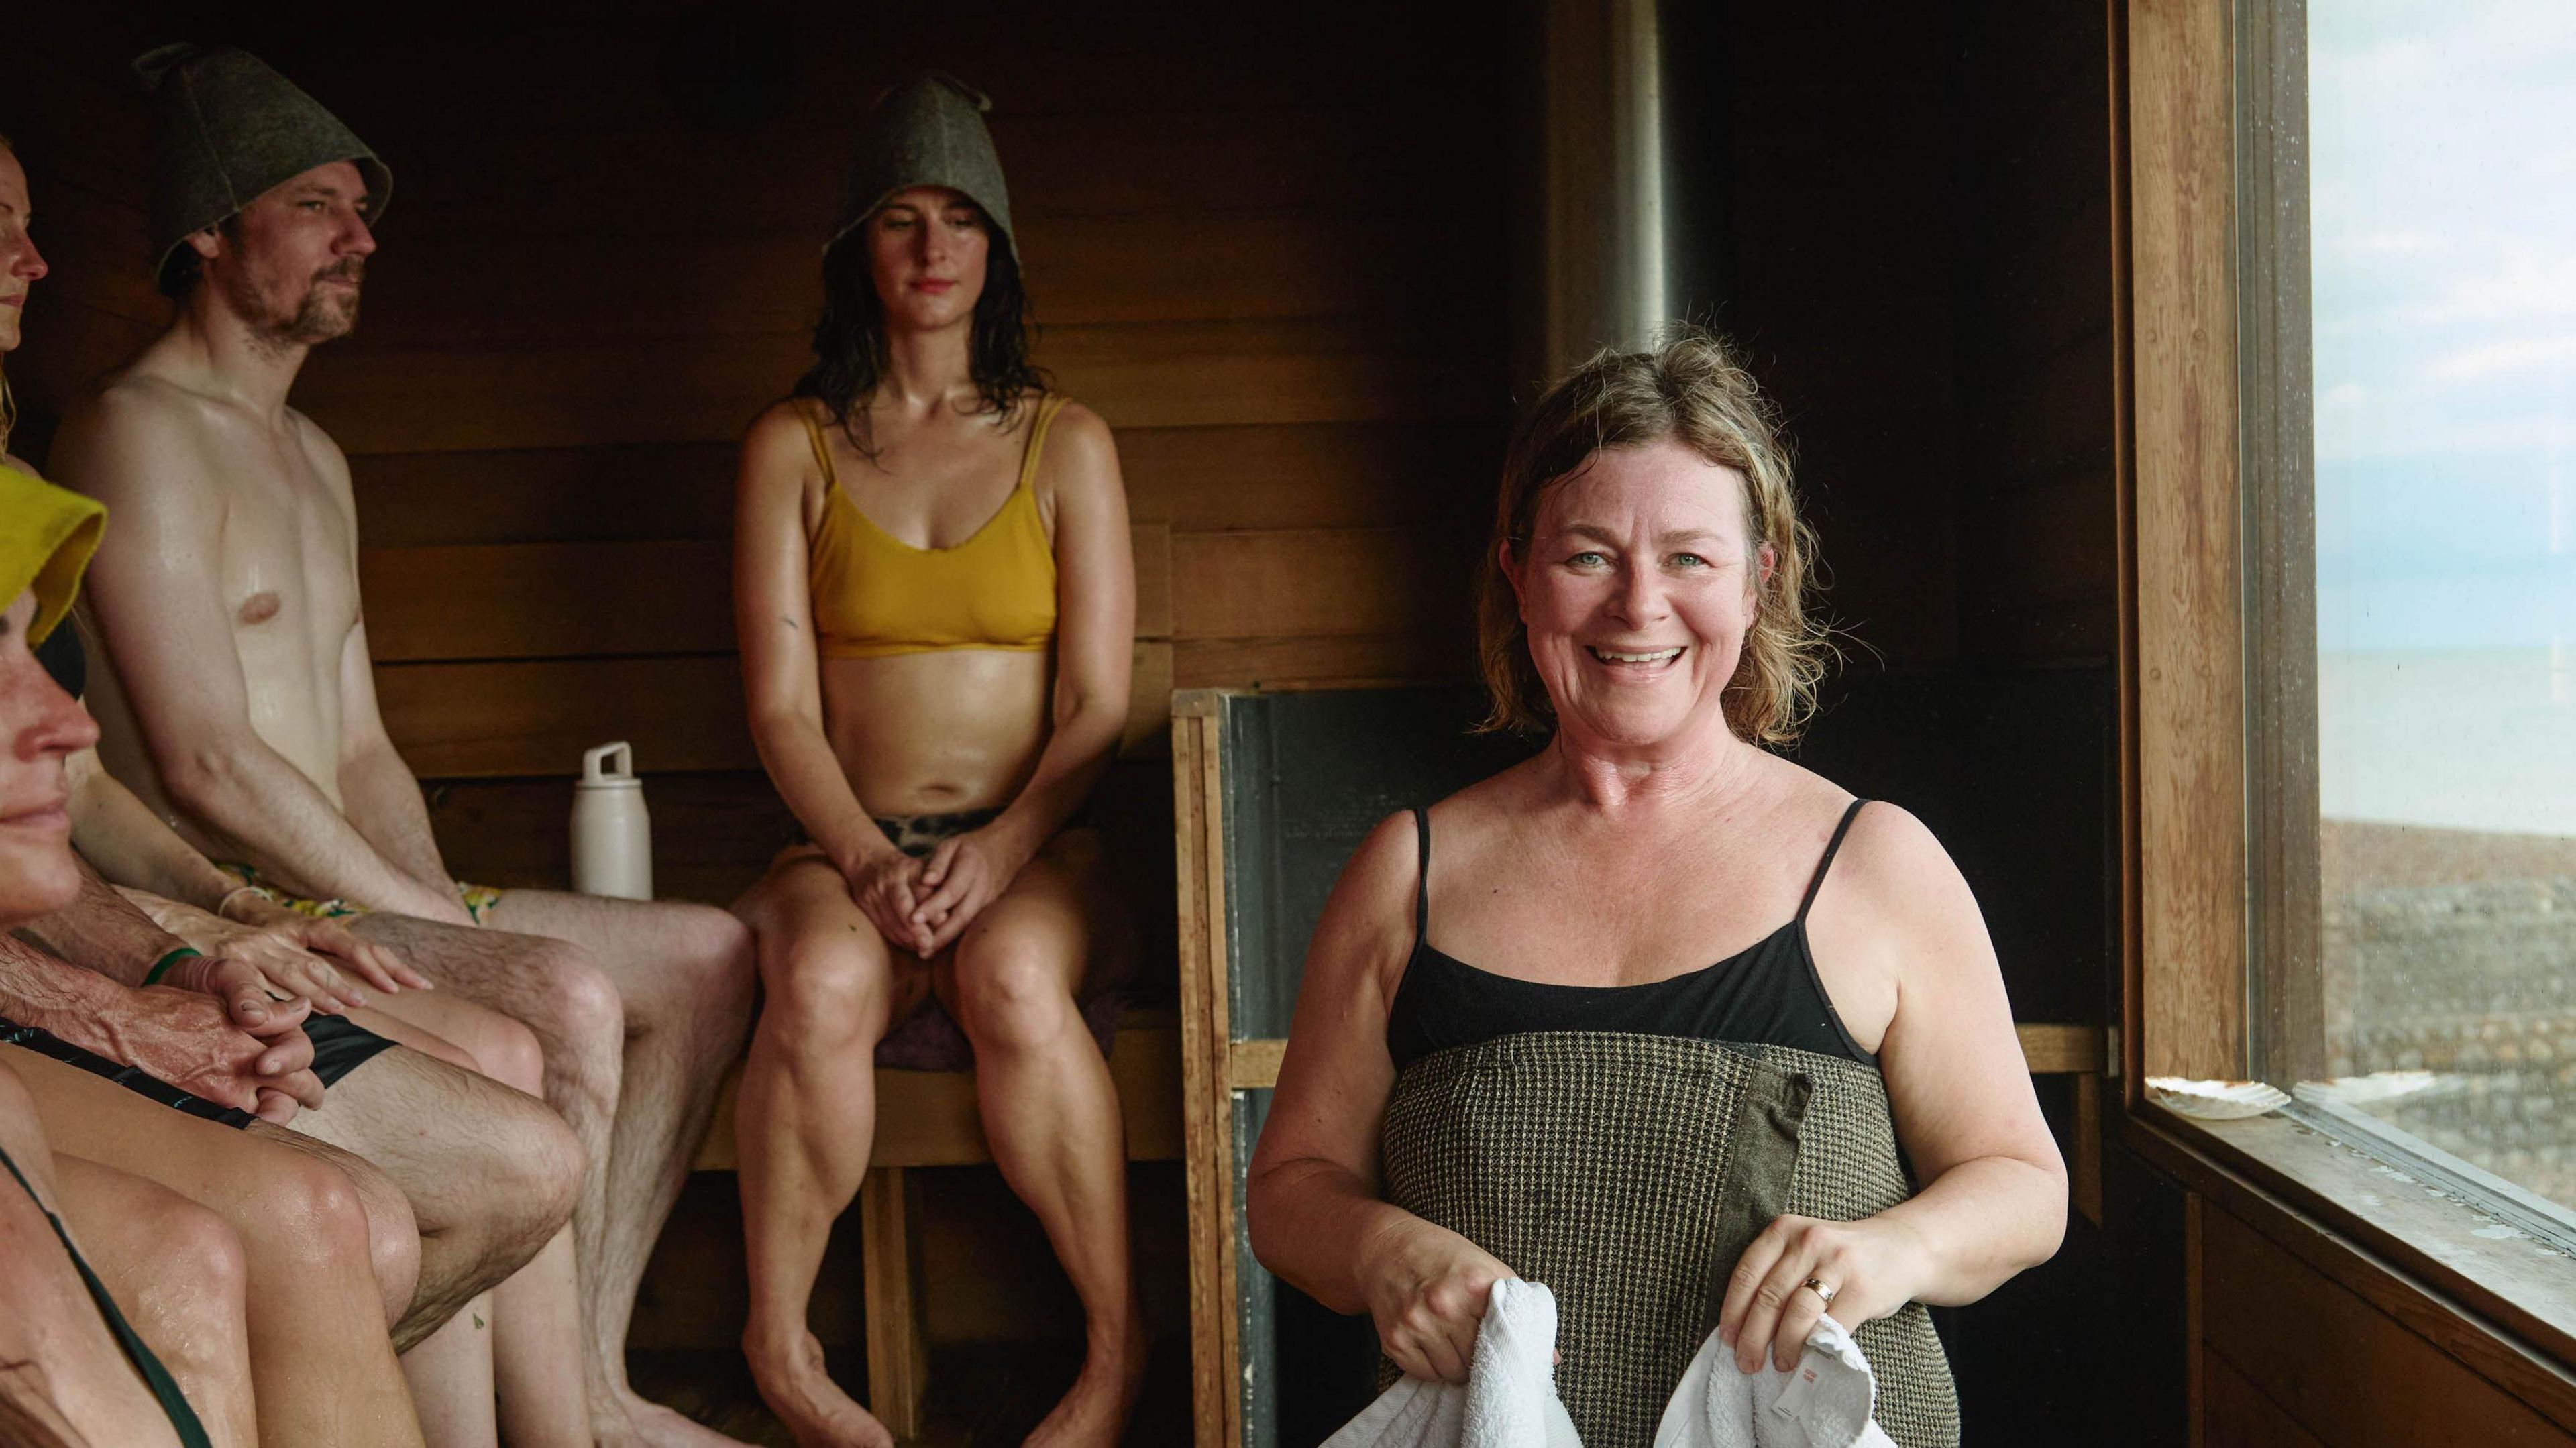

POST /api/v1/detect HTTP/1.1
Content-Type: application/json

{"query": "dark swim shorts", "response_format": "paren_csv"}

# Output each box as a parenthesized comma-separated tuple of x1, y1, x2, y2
(0, 1012, 396, 1130)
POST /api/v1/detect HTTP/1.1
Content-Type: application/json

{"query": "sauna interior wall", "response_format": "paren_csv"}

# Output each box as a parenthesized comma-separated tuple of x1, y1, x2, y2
(1, 1, 1511, 1355)
(1674, 1, 2182, 1438)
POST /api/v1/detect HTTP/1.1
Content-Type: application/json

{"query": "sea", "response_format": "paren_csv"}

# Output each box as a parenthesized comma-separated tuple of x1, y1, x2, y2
(2320, 647, 2576, 837)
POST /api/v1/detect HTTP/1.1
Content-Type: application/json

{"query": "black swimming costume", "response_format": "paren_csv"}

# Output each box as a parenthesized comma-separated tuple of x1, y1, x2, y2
(0, 1142, 215, 1447)
(0, 1013, 397, 1131)
(1385, 798, 1880, 1072)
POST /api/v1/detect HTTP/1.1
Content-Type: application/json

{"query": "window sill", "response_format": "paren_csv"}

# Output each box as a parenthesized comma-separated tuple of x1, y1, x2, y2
(2123, 1101, 2576, 1425)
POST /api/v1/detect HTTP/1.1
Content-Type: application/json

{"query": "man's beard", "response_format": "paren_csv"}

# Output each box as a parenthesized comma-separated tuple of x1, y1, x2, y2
(226, 261, 362, 349)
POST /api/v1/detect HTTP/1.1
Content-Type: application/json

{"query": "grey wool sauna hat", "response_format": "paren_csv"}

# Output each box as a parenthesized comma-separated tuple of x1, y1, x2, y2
(826, 74, 1014, 264)
(133, 44, 391, 282)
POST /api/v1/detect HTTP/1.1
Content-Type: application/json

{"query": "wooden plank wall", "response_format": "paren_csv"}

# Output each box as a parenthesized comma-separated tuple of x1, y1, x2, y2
(4, 3, 1513, 1360)
(4, 5, 1511, 919)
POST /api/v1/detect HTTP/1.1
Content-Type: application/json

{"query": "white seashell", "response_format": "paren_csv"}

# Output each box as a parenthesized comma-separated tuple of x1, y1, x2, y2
(2146, 1077, 2292, 1119)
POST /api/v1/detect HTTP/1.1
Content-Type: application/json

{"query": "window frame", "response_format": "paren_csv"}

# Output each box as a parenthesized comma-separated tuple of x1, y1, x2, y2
(2119, 0, 2576, 1400)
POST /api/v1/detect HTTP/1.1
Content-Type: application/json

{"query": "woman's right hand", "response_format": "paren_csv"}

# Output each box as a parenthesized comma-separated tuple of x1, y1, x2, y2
(843, 849, 933, 955)
(1358, 1217, 1517, 1385)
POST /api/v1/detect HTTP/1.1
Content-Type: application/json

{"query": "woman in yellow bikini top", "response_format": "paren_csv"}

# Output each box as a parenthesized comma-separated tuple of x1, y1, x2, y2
(726, 74, 1147, 1445)
(800, 390, 1067, 660)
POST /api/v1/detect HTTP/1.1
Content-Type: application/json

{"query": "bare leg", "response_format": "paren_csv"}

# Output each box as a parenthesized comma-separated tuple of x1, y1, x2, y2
(733, 850, 931, 1448)
(0, 1063, 188, 1448)
(476, 890, 757, 1448)
(338, 911, 659, 1441)
(934, 832, 1144, 1448)
(288, 1029, 580, 1339)
(3, 1043, 428, 1448)
(323, 1002, 590, 1448)
(51, 1156, 258, 1448)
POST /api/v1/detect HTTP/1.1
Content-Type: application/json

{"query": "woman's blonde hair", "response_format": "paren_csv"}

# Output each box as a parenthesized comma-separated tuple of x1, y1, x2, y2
(1476, 328, 1832, 746)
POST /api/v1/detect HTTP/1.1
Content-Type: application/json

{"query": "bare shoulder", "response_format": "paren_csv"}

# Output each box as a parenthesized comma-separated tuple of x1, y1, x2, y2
(1309, 810, 1425, 996)
(283, 406, 356, 493)
(739, 398, 822, 490)
(1038, 396, 1120, 488)
(1825, 795, 1989, 954)
(49, 373, 219, 502)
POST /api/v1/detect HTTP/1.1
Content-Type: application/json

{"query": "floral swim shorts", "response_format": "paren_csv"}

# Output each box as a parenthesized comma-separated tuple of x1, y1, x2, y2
(216, 862, 502, 926)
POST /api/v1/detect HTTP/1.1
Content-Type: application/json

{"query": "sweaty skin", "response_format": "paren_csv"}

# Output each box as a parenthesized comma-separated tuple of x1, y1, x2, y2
(729, 181, 1142, 1448)
(53, 157, 755, 1448)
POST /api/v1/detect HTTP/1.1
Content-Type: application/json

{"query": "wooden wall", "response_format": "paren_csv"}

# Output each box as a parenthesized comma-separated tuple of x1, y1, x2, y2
(4, 3, 1513, 917)
(5, 1, 1514, 1363)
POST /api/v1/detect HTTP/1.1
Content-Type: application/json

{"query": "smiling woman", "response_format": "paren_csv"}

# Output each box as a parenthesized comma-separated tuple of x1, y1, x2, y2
(1246, 332, 2067, 1447)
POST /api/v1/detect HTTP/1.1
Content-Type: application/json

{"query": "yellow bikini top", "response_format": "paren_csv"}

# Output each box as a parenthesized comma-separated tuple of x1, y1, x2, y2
(803, 395, 1065, 659)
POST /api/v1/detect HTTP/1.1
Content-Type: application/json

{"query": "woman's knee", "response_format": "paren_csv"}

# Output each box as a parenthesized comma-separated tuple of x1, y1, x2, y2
(254, 1148, 415, 1308)
(129, 1195, 250, 1353)
(952, 934, 1078, 1052)
(435, 1007, 547, 1097)
(761, 934, 897, 1051)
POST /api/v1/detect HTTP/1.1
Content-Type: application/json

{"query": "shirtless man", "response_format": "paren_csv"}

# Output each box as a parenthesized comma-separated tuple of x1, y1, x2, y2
(8, 116, 584, 1445)
(52, 47, 757, 1448)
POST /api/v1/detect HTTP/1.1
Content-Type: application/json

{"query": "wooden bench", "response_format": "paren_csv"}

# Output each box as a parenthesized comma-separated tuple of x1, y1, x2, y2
(690, 1009, 1184, 1439)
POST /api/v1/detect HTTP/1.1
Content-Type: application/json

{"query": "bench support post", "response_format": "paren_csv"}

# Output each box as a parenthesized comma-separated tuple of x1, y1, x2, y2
(860, 1166, 931, 1439)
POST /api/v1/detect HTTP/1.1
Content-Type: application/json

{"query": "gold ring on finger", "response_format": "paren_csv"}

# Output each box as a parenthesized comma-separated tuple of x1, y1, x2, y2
(1801, 1277, 1838, 1308)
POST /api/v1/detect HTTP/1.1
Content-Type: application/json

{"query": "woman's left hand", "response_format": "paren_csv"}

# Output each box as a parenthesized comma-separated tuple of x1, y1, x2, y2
(909, 829, 1030, 955)
(1717, 1213, 1927, 1375)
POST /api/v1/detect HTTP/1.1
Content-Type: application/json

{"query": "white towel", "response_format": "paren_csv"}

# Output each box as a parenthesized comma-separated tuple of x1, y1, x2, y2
(1322, 1280, 1582, 1448)
(1323, 1281, 1893, 1448)
(1653, 1313, 1897, 1448)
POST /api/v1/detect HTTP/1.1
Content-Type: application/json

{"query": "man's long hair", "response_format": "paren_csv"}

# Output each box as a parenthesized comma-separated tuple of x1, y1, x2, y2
(793, 212, 1048, 455)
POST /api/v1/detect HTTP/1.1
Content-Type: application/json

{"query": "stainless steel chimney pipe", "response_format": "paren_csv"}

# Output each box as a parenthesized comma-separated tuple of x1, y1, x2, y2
(1517, 0, 1668, 392)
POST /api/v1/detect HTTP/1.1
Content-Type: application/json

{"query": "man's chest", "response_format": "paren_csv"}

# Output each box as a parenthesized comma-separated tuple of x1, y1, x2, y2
(214, 472, 360, 641)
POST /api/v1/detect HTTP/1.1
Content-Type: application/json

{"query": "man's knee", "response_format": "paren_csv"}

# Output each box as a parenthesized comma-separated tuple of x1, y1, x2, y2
(659, 903, 757, 1015)
(520, 936, 625, 1060)
(953, 935, 1077, 1053)
(487, 1091, 584, 1252)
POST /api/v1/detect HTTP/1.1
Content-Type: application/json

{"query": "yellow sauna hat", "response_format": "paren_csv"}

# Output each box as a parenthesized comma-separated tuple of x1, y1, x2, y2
(0, 465, 105, 645)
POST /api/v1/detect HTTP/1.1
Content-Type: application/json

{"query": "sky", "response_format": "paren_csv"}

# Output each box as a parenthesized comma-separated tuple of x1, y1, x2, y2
(2312, 0, 2576, 652)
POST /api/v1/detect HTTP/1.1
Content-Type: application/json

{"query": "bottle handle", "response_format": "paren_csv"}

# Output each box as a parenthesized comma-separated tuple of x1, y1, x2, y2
(582, 741, 634, 783)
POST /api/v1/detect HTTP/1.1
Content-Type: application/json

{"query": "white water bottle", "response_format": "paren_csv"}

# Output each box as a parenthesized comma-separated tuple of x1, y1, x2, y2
(570, 742, 653, 901)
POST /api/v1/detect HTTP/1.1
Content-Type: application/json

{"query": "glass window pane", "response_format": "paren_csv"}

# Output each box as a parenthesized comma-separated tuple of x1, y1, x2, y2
(2312, 1, 2576, 1209)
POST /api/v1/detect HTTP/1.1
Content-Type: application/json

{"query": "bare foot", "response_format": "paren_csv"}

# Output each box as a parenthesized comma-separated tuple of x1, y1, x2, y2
(1023, 1319, 1150, 1448)
(747, 1328, 896, 1448)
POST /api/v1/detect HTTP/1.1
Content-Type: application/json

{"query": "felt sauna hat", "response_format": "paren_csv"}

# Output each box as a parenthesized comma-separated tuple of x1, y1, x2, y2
(826, 74, 1015, 264)
(0, 465, 105, 646)
(133, 44, 391, 283)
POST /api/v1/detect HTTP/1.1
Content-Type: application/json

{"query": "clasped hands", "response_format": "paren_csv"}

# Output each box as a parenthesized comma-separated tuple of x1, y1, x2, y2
(1361, 1211, 1927, 1386)
(842, 826, 1028, 958)
(130, 897, 433, 1125)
